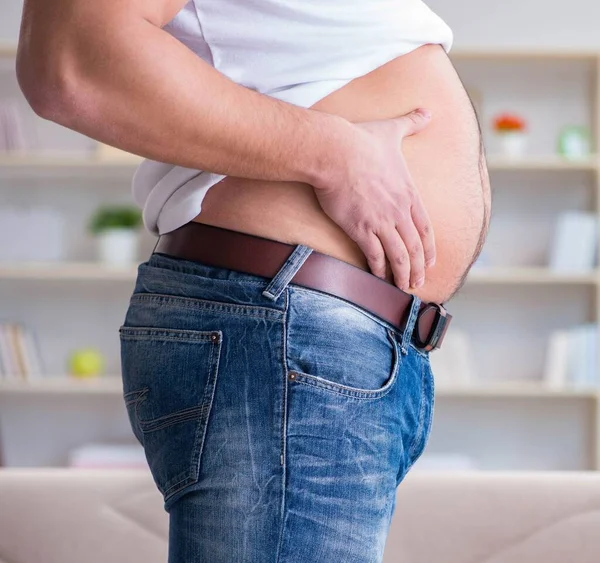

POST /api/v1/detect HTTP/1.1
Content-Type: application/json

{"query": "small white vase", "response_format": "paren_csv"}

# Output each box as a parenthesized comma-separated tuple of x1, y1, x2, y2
(96, 229, 139, 265)
(498, 132, 528, 158)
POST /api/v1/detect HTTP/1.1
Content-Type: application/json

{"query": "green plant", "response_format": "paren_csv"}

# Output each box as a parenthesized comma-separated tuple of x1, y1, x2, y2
(88, 205, 143, 234)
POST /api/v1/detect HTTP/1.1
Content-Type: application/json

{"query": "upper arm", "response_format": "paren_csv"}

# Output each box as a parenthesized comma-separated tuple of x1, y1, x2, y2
(19, 0, 188, 37)
(17, 0, 188, 70)
(17, 0, 188, 109)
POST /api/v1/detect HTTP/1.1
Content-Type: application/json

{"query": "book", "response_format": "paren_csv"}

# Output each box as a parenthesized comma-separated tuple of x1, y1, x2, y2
(429, 328, 474, 385)
(543, 330, 571, 389)
(21, 327, 43, 378)
(543, 324, 599, 389)
(581, 324, 598, 387)
(0, 323, 45, 379)
(9, 324, 27, 378)
(0, 101, 26, 153)
(549, 211, 598, 272)
(0, 325, 18, 378)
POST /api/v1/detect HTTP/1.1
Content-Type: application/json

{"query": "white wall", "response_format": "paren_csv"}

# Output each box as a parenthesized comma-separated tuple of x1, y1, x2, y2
(3, 0, 600, 48)
(428, 0, 600, 49)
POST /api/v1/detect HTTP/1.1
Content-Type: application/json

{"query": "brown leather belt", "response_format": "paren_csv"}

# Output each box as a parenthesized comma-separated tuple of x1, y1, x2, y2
(154, 222, 451, 351)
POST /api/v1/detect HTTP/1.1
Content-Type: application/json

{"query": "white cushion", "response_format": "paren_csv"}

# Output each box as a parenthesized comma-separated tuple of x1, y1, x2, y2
(1, 469, 600, 563)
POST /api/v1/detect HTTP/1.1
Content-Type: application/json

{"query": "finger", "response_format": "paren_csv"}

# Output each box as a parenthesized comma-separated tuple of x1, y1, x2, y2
(411, 198, 436, 268)
(378, 227, 411, 291)
(359, 231, 388, 280)
(395, 217, 425, 289)
(393, 108, 432, 138)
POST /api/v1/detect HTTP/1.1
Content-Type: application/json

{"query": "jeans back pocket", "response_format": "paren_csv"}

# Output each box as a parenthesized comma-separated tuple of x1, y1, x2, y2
(120, 326, 222, 505)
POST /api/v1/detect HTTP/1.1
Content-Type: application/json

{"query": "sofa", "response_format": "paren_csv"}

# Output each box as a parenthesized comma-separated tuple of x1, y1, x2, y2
(1, 469, 599, 563)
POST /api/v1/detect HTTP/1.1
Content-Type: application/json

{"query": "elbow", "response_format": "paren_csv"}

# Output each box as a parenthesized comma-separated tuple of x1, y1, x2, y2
(16, 47, 81, 124)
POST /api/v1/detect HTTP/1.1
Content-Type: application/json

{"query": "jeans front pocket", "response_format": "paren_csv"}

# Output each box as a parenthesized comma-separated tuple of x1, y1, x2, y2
(286, 287, 403, 399)
(287, 327, 402, 399)
(119, 326, 222, 505)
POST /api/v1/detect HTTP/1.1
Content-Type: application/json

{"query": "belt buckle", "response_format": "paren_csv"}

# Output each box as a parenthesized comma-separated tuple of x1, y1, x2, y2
(414, 303, 449, 352)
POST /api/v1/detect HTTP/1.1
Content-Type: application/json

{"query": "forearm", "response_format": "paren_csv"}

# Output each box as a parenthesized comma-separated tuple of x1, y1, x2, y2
(16, 3, 353, 186)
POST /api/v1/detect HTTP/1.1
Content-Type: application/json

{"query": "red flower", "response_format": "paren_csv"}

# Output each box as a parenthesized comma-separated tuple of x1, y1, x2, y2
(493, 113, 527, 132)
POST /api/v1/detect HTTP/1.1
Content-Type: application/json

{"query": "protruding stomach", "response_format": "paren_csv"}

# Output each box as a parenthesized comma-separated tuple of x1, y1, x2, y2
(193, 44, 491, 304)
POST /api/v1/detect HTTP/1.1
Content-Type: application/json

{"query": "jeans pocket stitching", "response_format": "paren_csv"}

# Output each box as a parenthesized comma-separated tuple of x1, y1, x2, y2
(121, 330, 223, 503)
(164, 334, 220, 500)
(162, 475, 198, 500)
(123, 390, 148, 445)
(128, 293, 283, 322)
(188, 338, 221, 484)
(123, 387, 149, 407)
(288, 328, 402, 399)
(407, 359, 428, 462)
(119, 326, 220, 343)
(138, 406, 209, 433)
(409, 342, 430, 359)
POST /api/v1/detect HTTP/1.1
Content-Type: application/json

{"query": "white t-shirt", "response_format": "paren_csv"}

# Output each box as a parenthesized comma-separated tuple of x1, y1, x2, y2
(132, 0, 453, 235)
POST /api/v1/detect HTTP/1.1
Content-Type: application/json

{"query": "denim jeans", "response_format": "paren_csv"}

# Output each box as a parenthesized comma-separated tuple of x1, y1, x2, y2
(120, 244, 435, 563)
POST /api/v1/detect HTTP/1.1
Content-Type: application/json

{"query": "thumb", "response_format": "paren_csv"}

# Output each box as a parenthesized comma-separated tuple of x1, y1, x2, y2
(394, 108, 432, 137)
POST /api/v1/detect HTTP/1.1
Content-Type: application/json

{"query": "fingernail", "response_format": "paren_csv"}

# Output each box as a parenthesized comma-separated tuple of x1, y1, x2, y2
(426, 257, 436, 267)
(418, 108, 432, 119)
(413, 277, 424, 288)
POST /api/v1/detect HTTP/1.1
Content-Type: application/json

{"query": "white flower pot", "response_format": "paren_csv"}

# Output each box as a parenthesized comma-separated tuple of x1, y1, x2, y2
(498, 132, 528, 158)
(96, 229, 139, 265)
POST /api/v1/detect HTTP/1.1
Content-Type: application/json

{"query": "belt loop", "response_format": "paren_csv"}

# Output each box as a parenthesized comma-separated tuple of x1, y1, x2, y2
(400, 295, 422, 355)
(262, 244, 314, 301)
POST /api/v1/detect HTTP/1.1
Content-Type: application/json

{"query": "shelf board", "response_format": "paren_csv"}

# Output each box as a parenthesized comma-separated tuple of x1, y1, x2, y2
(1, 377, 596, 399)
(467, 268, 599, 285)
(0, 262, 138, 281)
(451, 48, 600, 60)
(10, 46, 593, 61)
(0, 153, 143, 178)
(1, 45, 597, 61)
(1, 153, 594, 174)
(486, 155, 598, 171)
(436, 382, 599, 398)
(1, 264, 596, 285)
(0, 44, 16, 58)
(0, 377, 123, 395)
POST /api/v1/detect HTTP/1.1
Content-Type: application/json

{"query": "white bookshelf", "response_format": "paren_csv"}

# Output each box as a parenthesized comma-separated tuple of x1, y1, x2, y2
(486, 154, 598, 171)
(0, 152, 143, 165)
(467, 268, 600, 285)
(0, 43, 15, 57)
(1, 151, 597, 172)
(1, 376, 597, 398)
(0, 262, 138, 281)
(451, 48, 600, 60)
(2, 263, 600, 284)
(431, 48, 600, 472)
(435, 382, 599, 398)
(0, 377, 123, 395)
(2, 45, 600, 470)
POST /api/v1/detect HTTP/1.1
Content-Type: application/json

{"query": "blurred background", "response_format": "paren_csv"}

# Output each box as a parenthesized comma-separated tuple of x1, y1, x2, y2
(1, 0, 600, 474)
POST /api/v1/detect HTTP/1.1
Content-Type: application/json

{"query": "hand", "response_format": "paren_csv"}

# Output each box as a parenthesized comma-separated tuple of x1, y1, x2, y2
(312, 108, 435, 291)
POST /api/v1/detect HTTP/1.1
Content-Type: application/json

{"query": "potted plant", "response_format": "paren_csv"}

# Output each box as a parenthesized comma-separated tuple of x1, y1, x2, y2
(493, 113, 528, 158)
(88, 205, 143, 265)
(558, 126, 591, 161)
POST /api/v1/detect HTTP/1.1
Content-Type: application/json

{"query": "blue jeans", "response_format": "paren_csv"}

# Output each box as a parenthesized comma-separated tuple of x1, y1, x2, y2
(120, 244, 435, 563)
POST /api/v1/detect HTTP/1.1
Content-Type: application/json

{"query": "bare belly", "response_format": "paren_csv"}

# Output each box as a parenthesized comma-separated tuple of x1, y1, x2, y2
(193, 44, 490, 304)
